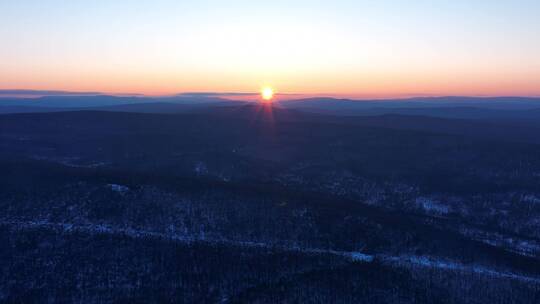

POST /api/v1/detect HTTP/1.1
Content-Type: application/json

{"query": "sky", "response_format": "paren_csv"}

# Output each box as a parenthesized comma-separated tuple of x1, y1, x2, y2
(1, 0, 539, 98)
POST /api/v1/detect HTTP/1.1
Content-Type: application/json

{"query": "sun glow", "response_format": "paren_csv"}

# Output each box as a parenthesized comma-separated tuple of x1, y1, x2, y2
(261, 87, 274, 101)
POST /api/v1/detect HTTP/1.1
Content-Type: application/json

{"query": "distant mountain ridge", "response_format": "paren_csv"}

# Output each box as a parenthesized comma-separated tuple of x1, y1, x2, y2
(2, 95, 540, 122)
(0, 94, 245, 109)
(279, 96, 540, 109)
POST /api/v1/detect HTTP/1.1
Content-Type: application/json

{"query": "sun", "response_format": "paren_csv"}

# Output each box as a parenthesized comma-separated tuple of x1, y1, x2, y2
(261, 87, 274, 101)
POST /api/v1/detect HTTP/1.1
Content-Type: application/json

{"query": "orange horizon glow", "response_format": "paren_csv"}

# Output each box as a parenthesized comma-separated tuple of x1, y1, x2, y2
(2, 61, 540, 99)
(2, 78, 540, 100)
(2, 63, 539, 99)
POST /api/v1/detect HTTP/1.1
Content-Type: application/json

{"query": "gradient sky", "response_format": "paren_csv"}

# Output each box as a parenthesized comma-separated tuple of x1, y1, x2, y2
(1, 0, 539, 97)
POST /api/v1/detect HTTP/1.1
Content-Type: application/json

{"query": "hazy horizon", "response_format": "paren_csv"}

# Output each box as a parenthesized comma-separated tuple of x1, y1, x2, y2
(2, 89, 540, 101)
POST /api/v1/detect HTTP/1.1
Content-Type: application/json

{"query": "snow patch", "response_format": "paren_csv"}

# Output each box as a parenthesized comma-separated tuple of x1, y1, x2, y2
(194, 161, 208, 176)
(108, 184, 130, 193)
(522, 194, 540, 204)
(415, 197, 449, 215)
